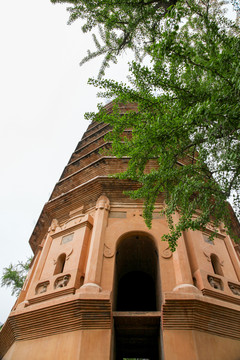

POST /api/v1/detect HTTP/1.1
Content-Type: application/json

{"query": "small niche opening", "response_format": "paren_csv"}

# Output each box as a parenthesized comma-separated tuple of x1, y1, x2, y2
(210, 254, 223, 276)
(54, 253, 66, 275)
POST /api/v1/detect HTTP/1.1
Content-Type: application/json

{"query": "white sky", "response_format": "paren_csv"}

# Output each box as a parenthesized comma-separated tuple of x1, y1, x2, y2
(0, 0, 130, 323)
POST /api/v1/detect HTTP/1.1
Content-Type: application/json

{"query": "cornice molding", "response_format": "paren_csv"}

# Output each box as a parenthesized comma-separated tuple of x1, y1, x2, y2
(163, 297, 240, 340)
(0, 297, 111, 359)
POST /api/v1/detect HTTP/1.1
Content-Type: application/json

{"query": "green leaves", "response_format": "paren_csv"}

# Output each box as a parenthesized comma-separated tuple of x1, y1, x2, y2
(51, 0, 180, 76)
(52, 0, 240, 250)
(1, 258, 32, 296)
(85, 1, 240, 250)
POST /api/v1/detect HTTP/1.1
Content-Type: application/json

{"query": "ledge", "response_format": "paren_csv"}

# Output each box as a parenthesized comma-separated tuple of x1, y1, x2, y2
(0, 296, 111, 359)
(163, 295, 240, 340)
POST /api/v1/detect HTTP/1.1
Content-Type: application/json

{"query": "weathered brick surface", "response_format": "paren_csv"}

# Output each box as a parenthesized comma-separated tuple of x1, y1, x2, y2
(61, 143, 111, 179)
(51, 158, 158, 200)
(64, 130, 132, 178)
(51, 158, 129, 199)
(82, 122, 107, 139)
(75, 124, 111, 151)
(69, 135, 109, 163)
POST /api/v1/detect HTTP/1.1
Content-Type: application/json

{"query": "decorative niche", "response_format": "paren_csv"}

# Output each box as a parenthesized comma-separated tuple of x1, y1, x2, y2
(35, 281, 50, 295)
(228, 282, 240, 296)
(54, 275, 71, 289)
(208, 275, 223, 290)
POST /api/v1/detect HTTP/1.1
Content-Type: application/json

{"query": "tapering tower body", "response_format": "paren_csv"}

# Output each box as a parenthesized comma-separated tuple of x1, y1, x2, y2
(1, 103, 240, 360)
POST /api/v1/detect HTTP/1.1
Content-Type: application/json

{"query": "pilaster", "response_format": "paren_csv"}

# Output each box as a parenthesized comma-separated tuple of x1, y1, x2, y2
(81, 195, 110, 293)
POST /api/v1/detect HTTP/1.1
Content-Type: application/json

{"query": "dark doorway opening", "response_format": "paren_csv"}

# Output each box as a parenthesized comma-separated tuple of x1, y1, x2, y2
(117, 271, 156, 311)
(113, 233, 161, 359)
(114, 312, 160, 360)
(114, 234, 160, 311)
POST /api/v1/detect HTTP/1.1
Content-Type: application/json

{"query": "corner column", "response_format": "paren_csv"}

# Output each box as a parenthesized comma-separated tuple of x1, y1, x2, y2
(171, 212, 199, 294)
(81, 195, 110, 293)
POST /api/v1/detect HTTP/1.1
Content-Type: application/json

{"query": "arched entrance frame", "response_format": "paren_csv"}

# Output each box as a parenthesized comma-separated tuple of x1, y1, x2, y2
(113, 230, 161, 312)
(112, 231, 162, 360)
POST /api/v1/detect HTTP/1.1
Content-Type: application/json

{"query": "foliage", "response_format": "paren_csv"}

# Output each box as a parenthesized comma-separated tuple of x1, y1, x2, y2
(86, 1, 240, 250)
(51, 0, 179, 77)
(51, 0, 240, 77)
(51, 0, 240, 250)
(1, 257, 32, 296)
(231, 0, 240, 12)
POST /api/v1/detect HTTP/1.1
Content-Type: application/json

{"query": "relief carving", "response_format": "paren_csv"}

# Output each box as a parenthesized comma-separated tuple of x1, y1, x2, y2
(203, 223, 225, 239)
(96, 195, 110, 211)
(208, 276, 223, 290)
(203, 246, 212, 262)
(35, 281, 49, 295)
(228, 282, 240, 296)
(103, 243, 114, 258)
(206, 223, 218, 233)
(54, 275, 70, 289)
(64, 214, 84, 228)
(66, 248, 73, 261)
(48, 219, 59, 233)
(161, 246, 172, 259)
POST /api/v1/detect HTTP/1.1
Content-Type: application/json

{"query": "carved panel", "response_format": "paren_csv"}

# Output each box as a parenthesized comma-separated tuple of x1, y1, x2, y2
(228, 282, 240, 296)
(35, 281, 50, 295)
(208, 275, 223, 290)
(54, 275, 71, 289)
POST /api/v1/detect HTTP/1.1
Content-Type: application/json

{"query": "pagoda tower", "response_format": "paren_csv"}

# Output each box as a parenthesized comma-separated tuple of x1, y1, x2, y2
(1, 102, 240, 360)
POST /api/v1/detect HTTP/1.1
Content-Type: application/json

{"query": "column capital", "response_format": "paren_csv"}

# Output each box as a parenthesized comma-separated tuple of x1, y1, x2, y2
(95, 195, 110, 211)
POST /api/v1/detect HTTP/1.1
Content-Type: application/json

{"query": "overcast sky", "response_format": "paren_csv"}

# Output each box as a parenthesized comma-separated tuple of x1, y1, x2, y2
(0, 0, 131, 323)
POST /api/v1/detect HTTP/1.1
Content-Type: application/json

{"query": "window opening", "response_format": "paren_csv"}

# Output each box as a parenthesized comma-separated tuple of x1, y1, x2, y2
(54, 253, 66, 275)
(210, 254, 223, 276)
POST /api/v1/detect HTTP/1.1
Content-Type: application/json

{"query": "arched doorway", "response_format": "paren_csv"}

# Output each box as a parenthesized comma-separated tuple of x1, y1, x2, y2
(117, 270, 156, 311)
(113, 233, 161, 359)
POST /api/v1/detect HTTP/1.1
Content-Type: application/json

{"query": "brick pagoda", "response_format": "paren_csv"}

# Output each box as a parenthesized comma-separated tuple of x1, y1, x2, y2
(1, 102, 240, 359)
